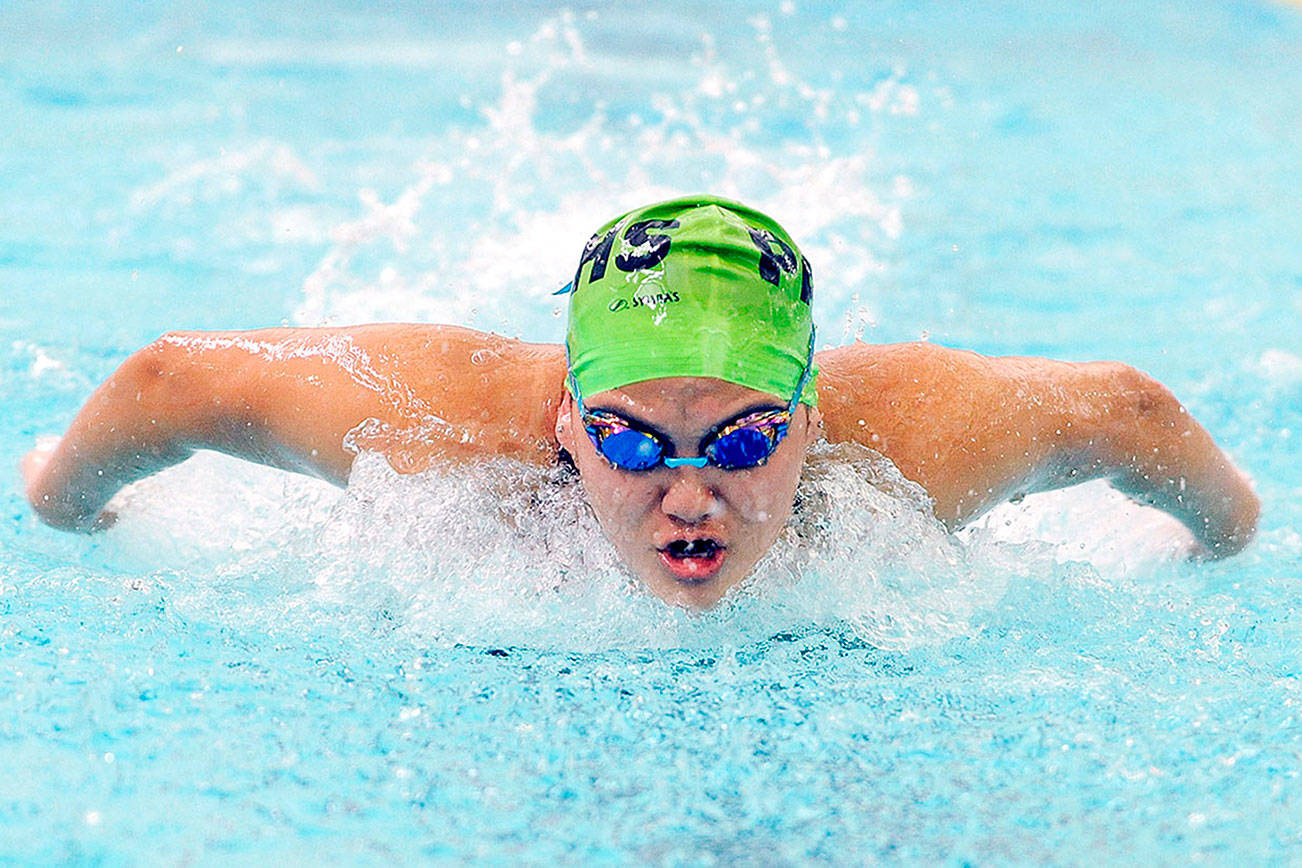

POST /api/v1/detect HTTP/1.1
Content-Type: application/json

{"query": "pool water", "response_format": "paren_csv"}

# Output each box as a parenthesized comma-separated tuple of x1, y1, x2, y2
(4, 0, 1301, 861)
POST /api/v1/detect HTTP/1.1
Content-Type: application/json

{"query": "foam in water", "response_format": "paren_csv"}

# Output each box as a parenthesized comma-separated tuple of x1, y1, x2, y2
(86, 431, 1171, 656)
(318, 439, 992, 651)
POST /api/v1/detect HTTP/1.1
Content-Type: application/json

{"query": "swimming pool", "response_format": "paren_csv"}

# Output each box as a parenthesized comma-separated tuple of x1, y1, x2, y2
(4, 0, 1300, 861)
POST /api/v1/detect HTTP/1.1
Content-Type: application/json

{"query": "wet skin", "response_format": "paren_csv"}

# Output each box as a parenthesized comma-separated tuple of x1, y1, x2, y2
(23, 325, 1260, 607)
(555, 377, 821, 610)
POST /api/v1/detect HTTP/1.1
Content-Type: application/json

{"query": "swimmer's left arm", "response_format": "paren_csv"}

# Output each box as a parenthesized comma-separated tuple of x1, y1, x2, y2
(817, 343, 1259, 557)
(1056, 361, 1260, 557)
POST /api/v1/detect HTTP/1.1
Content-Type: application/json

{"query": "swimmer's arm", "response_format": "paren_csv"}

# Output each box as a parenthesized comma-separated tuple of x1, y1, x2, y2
(1055, 361, 1260, 557)
(817, 343, 1259, 557)
(23, 325, 566, 532)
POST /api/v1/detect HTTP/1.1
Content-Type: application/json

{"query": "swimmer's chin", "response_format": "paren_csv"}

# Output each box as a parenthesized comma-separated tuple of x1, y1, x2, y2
(656, 582, 731, 612)
(646, 556, 735, 612)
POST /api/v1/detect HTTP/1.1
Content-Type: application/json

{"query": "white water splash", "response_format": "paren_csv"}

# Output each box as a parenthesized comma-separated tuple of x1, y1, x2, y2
(87, 439, 1048, 652)
(287, 12, 912, 334)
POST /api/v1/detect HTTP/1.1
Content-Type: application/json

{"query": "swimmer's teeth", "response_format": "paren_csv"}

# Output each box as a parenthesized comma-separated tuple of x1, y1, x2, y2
(667, 539, 718, 558)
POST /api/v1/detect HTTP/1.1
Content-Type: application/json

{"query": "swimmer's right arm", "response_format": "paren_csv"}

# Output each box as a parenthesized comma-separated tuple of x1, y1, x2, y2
(23, 325, 567, 532)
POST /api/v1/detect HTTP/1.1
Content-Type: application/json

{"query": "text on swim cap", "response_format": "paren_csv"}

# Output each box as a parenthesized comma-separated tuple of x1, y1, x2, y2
(573, 219, 812, 305)
(608, 291, 681, 312)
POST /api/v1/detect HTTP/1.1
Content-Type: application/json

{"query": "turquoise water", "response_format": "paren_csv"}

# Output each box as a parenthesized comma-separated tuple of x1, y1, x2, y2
(4, 0, 1301, 862)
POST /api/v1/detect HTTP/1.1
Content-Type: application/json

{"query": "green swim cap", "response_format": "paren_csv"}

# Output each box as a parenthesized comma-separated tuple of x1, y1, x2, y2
(565, 195, 817, 407)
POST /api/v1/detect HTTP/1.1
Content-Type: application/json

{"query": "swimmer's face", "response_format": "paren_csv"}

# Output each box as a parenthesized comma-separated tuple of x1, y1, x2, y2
(556, 377, 821, 610)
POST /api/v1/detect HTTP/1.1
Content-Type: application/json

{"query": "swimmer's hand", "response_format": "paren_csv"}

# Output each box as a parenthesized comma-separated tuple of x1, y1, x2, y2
(19, 436, 57, 489)
(22, 437, 117, 532)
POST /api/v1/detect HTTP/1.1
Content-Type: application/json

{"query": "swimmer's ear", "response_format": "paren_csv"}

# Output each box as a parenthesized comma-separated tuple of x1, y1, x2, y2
(802, 405, 824, 445)
(555, 392, 578, 452)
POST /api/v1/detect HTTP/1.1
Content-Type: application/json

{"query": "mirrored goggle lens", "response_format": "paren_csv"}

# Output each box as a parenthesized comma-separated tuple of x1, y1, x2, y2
(706, 425, 783, 470)
(596, 428, 665, 471)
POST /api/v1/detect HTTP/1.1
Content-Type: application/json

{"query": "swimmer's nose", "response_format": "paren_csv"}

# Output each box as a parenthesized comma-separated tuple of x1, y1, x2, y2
(660, 472, 720, 524)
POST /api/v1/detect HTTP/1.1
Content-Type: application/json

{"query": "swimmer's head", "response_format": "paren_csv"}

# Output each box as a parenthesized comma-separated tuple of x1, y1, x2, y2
(556, 196, 822, 609)
(563, 195, 817, 408)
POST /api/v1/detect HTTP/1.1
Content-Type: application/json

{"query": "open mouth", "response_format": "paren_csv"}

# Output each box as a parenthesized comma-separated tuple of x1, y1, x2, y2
(657, 538, 728, 582)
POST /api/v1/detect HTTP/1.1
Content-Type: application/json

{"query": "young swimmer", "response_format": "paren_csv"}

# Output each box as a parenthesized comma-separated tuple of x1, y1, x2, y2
(23, 195, 1259, 608)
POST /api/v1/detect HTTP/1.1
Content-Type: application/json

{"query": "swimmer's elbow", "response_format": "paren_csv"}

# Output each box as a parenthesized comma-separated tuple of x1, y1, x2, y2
(1075, 362, 1180, 464)
(113, 332, 251, 449)
(120, 333, 192, 400)
(1088, 362, 1175, 425)
(128, 332, 238, 409)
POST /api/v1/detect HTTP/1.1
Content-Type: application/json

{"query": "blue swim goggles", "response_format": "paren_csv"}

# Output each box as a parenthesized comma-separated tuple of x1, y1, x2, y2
(567, 329, 815, 472)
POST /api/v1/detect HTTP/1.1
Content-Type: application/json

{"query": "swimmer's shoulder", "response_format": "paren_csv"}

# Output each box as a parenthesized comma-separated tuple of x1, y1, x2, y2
(342, 323, 563, 367)
(342, 322, 565, 383)
(815, 339, 1096, 409)
(815, 341, 993, 409)
(337, 323, 567, 466)
(815, 341, 1003, 473)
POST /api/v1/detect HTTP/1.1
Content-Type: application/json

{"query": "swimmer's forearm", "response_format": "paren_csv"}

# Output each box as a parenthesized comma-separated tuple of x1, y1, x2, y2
(25, 334, 352, 531)
(1076, 366, 1259, 556)
(26, 436, 192, 532)
(25, 342, 199, 531)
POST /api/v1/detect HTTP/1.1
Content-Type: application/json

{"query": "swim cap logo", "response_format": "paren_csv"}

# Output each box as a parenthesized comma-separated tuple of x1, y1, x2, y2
(574, 219, 680, 290)
(608, 291, 682, 312)
(748, 227, 814, 305)
(573, 215, 812, 305)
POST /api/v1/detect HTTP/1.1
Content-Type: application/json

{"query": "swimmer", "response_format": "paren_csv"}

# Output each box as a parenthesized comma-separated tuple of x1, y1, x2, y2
(22, 195, 1260, 608)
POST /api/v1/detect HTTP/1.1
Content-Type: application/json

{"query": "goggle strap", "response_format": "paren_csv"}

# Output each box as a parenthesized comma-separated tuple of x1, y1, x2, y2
(565, 344, 588, 417)
(787, 325, 816, 415)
